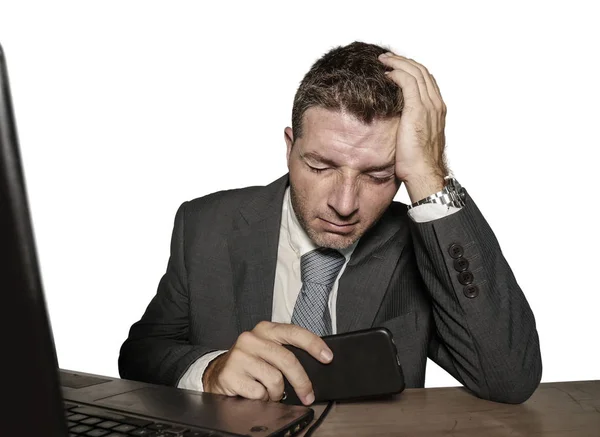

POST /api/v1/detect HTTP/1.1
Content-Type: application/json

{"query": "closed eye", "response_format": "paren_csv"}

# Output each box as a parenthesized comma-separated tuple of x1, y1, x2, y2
(367, 174, 395, 184)
(306, 163, 330, 174)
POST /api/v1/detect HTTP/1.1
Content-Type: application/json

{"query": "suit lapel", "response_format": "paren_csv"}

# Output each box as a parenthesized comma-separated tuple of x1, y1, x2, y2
(336, 205, 410, 333)
(229, 175, 288, 333)
(227, 175, 410, 335)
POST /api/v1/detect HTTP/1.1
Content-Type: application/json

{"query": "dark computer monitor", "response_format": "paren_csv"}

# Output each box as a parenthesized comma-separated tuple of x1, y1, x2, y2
(0, 43, 68, 436)
(0, 43, 316, 437)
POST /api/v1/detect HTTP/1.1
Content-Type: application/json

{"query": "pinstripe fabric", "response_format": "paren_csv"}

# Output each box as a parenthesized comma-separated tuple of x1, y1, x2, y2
(291, 248, 345, 336)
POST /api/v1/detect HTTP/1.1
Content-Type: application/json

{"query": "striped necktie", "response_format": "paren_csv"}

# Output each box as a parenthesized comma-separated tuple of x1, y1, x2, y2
(291, 248, 346, 336)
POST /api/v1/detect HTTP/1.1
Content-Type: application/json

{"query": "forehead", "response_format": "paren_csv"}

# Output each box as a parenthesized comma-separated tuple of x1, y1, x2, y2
(300, 107, 399, 164)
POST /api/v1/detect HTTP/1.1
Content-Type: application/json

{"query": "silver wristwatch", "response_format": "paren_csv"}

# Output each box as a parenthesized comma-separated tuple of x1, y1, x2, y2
(407, 177, 466, 210)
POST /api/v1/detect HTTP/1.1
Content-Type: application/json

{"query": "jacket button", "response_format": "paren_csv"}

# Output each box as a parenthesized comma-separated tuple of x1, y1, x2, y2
(464, 285, 479, 298)
(453, 258, 469, 272)
(448, 243, 464, 259)
(458, 271, 474, 285)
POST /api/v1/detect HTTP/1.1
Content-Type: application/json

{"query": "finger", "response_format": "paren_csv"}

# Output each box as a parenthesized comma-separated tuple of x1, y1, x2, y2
(210, 349, 270, 400)
(379, 53, 432, 106)
(256, 322, 333, 363)
(382, 68, 422, 107)
(430, 75, 447, 114)
(238, 329, 315, 404)
(391, 55, 440, 99)
(430, 73, 441, 96)
(241, 355, 285, 402)
(234, 375, 269, 401)
(384, 54, 446, 114)
(268, 346, 315, 405)
(402, 60, 444, 110)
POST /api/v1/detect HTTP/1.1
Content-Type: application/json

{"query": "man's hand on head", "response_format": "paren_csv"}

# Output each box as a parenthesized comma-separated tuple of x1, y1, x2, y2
(378, 52, 448, 202)
(202, 321, 333, 405)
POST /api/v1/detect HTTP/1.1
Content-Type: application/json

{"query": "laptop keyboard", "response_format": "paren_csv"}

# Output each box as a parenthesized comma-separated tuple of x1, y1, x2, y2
(64, 402, 228, 437)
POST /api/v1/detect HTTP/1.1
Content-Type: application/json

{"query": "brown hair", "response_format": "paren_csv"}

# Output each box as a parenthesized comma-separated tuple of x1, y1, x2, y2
(291, 41, 404, 140)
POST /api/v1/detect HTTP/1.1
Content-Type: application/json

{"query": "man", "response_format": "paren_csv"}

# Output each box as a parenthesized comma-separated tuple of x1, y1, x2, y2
(119, 42, 542, 405)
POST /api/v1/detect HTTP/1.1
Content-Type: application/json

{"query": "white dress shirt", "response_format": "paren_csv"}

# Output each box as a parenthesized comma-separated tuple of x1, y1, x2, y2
(271, 188, 358, 332)
(177, 188, 460, 391)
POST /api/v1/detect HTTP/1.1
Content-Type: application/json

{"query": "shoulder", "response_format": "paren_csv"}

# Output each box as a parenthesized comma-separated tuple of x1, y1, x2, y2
(185, 185, 263, 213)
(175, 184, 265, 229)
(174, 174, 288, 233)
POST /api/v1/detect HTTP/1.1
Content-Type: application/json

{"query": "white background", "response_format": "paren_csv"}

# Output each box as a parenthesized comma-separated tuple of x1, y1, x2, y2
(1, 1, 598, 388)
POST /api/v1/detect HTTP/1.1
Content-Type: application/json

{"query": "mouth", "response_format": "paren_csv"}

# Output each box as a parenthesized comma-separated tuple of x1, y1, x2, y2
(319, 218, 358, 234)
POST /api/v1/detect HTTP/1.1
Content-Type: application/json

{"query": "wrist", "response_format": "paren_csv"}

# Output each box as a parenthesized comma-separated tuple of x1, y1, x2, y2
(407, 176, 466, 210)
(202, 354, 224, 392)
(403, 172, 446, 204)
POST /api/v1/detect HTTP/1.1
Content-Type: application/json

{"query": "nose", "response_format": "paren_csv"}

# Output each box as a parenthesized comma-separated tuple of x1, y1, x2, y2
(327, 178, 359, 218)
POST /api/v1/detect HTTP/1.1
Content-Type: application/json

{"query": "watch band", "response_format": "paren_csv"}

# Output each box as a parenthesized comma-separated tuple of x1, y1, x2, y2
(407, 177, 466, 210)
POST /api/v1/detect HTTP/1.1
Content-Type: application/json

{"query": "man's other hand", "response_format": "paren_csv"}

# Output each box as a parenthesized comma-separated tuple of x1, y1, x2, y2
(201, 321, 333, 405)
(378, 52, 448, 202)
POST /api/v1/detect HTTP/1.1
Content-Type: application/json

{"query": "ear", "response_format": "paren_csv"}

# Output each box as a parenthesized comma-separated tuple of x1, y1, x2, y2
(284, 127, 294, 167)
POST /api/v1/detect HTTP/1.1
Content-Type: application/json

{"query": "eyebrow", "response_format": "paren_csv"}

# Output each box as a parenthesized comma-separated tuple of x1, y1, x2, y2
(301, 151, 395, 173)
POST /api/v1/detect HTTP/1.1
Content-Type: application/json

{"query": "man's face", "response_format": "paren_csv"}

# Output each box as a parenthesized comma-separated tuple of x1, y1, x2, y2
(285, 107, 400, 250)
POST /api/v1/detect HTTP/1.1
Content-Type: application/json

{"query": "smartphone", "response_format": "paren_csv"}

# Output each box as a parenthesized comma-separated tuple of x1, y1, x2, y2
(281, 327, 405, 405)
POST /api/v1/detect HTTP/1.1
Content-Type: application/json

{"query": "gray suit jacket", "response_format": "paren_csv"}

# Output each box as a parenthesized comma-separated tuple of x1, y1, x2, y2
(119, 175, 542, 403)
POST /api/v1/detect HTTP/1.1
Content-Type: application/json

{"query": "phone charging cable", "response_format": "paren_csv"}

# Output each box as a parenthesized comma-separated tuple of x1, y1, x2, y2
(302, 401, 334, 436)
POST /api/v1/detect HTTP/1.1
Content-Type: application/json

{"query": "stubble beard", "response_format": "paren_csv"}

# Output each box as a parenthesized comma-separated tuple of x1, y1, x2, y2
(289, 185, 360, 250)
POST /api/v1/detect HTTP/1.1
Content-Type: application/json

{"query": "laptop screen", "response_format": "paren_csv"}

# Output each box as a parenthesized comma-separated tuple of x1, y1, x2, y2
(0, 43, 68, 436)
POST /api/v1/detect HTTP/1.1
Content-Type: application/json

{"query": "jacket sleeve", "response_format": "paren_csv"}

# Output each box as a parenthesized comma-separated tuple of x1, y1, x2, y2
(409, 190, 542, 404)
(118, 202, 216, 387)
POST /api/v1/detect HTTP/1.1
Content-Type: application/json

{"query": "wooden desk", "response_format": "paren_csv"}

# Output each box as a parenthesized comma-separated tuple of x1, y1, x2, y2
(300, 380, 600, 436)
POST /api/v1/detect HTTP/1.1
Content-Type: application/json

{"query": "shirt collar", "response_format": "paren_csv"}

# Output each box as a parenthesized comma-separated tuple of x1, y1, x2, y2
(282, 187, 358, 261)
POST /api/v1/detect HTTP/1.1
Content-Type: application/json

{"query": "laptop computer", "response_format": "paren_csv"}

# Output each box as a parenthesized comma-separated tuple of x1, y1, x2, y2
(0, 43, 314, 437)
